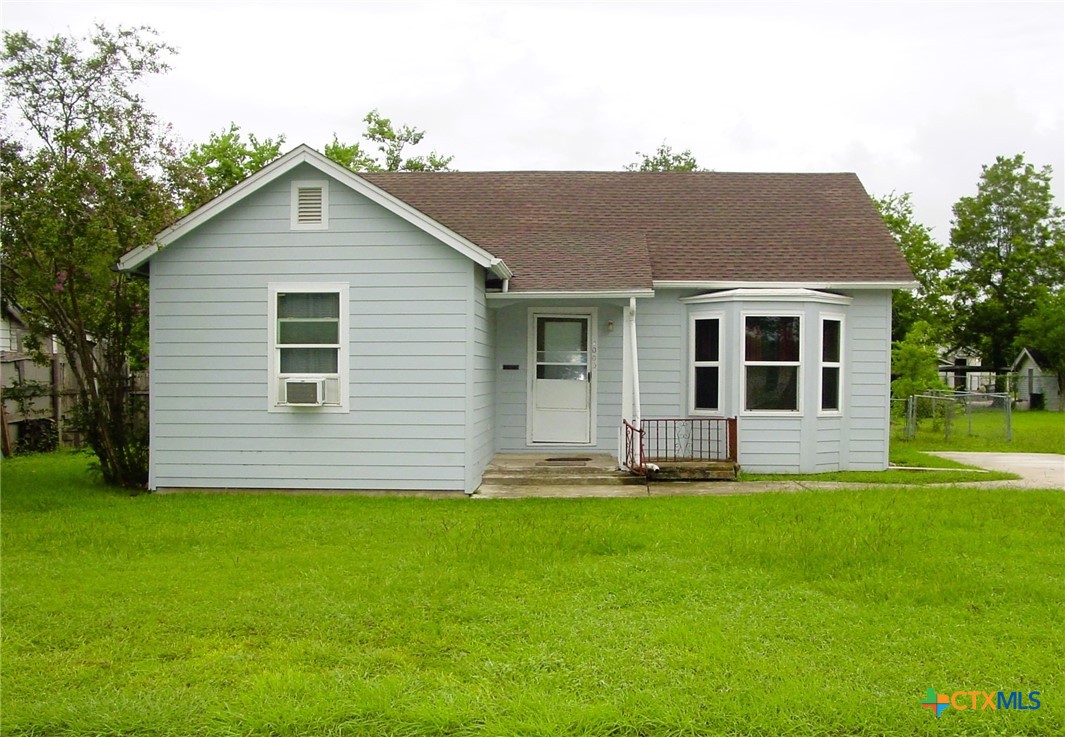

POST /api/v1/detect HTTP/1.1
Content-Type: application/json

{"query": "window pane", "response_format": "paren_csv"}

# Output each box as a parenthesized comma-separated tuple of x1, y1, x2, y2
(278, 292, 339, 319)
(694, 319, 719, 362)
(822, 320, 841, 363)
(746, 365, 799, 410)
(695, 366, 719, 410)
(279, 320, 339, 345)
(281, 347, 338, 373)
(745, 316, 800, 362)
(537, 318, 587, 352)
(822, 367, 840, 411)
(537, 365, 587, 380)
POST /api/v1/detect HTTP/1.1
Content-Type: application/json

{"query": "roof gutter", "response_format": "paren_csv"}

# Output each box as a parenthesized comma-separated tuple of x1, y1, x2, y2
(489, 258, 513, 280)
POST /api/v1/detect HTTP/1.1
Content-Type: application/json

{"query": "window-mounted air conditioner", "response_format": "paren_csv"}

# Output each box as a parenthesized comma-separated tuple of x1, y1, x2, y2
(283, 378, 325, 406)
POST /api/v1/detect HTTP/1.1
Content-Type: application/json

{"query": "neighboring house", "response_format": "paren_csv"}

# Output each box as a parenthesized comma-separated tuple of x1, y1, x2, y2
(1012, 348, 1061, 411)
(0, 303, 78, 454)
(119, 145, 914, 493)
(938, 348, 993, 393)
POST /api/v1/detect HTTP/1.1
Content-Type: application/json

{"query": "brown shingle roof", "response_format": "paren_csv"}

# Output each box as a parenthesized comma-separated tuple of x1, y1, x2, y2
(361, 171, 914, 292)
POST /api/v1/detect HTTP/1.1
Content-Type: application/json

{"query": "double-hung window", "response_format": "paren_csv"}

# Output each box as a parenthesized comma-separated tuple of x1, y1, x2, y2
(744, 315, 801, 412)
(268, 283, 348, 411)
(820, 316, 843, 413)
(690, 314, 722, 413)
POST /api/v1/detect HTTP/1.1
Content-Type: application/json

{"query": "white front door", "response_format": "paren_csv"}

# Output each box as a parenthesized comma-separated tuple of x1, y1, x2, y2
(530, 313, 594, 444)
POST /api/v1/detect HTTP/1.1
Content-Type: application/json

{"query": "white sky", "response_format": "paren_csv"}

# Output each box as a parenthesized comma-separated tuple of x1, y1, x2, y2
(2, 1, 1063, 241)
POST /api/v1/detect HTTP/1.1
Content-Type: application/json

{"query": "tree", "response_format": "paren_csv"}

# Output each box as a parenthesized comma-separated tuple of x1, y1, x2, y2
(1, 25, 189, 487)
(182, 123, 284, 206)
(625, 142, 703, 172)
(325, 109, 453, 172)
(891, 321, 947, 401)
(1017, 289, 1065, 410)
(874, 192, 952, 341)
(949, 154, 1065, 369)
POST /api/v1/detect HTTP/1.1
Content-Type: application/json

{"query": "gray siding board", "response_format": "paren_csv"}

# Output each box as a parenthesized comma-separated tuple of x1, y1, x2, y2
(189, 217, 441, 237)
(155, 420, 467, 439)
(158, 450, 466, 467)
(155, 464, 466, 485)
(157, 261, 470, 278)
(149, 164, 475, 491)
(635, 295, 686, 418)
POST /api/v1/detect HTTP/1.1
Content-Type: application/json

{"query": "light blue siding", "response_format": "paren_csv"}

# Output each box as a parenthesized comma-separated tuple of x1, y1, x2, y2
(148, 163, 481, 491)
(466, 268, 496, 491)
(841, 291, 892, 470)
(635, 296, 686, 418)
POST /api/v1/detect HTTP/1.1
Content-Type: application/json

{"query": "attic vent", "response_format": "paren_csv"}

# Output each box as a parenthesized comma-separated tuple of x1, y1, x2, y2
(297, 187, 322, 223)
(291, 180, 329, 230)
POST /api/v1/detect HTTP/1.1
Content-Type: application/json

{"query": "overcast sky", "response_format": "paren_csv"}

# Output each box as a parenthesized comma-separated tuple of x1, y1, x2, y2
(3, 1, 1063, 240)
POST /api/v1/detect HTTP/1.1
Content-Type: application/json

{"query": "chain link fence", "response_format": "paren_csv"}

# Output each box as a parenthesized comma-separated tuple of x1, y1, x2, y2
(894, 390, 1012, 443)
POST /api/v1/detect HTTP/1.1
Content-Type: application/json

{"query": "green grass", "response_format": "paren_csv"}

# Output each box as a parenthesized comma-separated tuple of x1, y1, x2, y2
(893, 408, 1065, 454)
(3, 452, 1064, 736)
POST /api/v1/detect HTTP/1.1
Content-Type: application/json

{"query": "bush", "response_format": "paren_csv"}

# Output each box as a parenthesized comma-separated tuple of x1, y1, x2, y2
(15, 418, 58, 454)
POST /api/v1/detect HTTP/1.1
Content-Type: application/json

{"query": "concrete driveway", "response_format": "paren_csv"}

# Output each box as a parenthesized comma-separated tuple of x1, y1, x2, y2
(930, 452, 1065, 490)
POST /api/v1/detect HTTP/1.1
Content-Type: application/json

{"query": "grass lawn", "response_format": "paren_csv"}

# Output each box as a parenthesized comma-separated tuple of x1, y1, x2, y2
(3, 453, 1063, 736)
(893, 408, 1065, 455)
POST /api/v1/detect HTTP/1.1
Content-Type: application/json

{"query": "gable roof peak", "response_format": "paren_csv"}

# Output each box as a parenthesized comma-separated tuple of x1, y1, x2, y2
(118, 144, 509, 277)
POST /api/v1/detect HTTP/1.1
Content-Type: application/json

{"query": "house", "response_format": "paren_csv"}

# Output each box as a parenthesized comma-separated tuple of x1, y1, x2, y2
(0, 303, 78, 454)
(118, 145, 914, 493)
(938, 348, 994, 393)
(1012, 348, 1061, 411)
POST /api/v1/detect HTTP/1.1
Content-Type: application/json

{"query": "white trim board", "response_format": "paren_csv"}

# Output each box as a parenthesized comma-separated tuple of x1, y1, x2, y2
(659, 280, 916, 291)
(487, 289, 655, 301)
(681, 288, 854, 306)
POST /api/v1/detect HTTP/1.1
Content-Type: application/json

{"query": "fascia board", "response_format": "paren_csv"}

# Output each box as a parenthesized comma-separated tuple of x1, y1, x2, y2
(654, 280, 918, 291)
(486, 289, 655, 300)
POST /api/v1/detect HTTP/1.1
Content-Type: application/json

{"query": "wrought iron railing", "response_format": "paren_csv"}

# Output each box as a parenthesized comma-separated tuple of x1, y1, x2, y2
(623, 418, 738, 476)
(641, 418, 738, 464)
(622, 419, 645, 474)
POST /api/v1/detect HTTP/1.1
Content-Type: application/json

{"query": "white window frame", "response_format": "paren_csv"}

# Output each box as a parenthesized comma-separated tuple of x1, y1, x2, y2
(819, 314, 845, 416)
(268, 282, 349, 413)
(741, 311, 803, 416)
(689, 311, 724, 415)
(290, 180, 329, 231)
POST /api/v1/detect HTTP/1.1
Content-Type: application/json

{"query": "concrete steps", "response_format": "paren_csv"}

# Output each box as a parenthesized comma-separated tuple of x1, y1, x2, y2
(473, 453, 739, 498)
(479, 453, 643, 488)
(648, 461, 739, 481)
